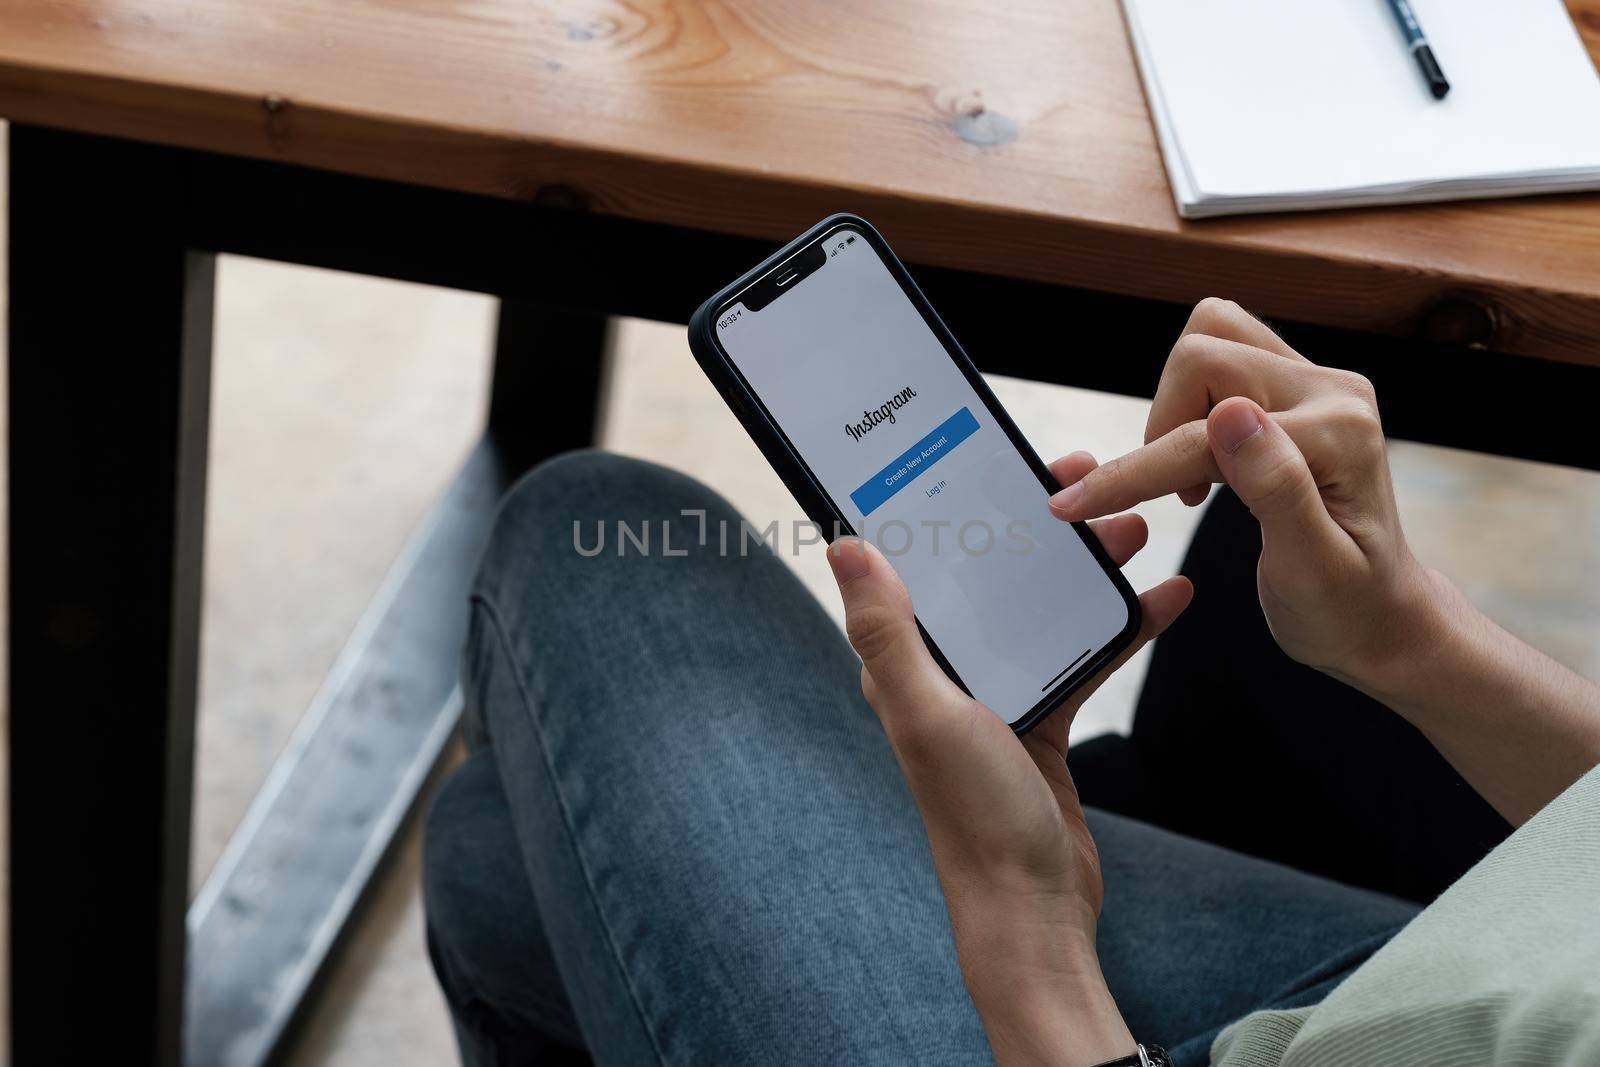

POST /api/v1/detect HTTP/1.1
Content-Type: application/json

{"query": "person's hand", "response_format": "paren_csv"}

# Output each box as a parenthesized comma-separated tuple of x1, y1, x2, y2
(1047, 298, 1441, 697)
(826, 499, 1191, 1066)
(1041, 298, 1600, 827)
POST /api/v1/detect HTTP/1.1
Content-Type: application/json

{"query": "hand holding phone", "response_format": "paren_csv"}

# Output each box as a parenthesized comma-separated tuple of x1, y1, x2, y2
(690, 215, 1155, 732)
(825, 520, 1190, 1066)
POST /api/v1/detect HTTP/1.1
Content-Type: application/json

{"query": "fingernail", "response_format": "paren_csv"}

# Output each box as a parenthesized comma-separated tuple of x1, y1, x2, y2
(1049, 482, 1083, 515)
(1212, 402, 1263, 455)
(827, 538, 870, 583)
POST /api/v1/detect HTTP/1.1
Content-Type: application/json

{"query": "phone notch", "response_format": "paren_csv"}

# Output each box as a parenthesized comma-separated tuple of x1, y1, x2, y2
(739, 238, 830, 311)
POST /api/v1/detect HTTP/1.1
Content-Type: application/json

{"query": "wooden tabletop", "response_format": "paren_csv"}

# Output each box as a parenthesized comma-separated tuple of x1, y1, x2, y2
(3, 0, 1599, 364)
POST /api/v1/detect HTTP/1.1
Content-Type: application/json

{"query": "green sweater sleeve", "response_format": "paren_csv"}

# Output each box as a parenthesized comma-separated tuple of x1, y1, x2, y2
(1210, 764, 1600, 1067)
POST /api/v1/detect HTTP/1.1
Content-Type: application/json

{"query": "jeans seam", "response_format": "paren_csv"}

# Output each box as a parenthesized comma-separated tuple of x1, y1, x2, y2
(470, 592, 671, 1067)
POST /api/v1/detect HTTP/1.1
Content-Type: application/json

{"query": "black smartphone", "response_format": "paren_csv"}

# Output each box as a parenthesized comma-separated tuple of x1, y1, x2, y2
(688, 214, 1139, 734)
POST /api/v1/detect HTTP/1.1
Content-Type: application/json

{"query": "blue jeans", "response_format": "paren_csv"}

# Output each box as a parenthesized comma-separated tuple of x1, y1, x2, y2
(422, 452, 1423, 1066)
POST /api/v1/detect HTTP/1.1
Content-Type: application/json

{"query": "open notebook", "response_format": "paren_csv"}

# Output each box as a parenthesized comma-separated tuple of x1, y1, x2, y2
(1120, 0, 1600, 218)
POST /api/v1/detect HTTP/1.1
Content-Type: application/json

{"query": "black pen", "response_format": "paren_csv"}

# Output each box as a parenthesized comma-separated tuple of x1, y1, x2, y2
(1384, 0, 1450, 99)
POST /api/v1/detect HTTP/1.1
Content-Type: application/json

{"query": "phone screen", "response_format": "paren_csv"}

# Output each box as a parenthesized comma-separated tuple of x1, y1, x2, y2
(713, 224, 1133, 726)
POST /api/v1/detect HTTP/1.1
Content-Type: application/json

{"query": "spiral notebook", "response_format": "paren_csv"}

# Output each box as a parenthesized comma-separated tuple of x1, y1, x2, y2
(1120, 0, 1600, 218)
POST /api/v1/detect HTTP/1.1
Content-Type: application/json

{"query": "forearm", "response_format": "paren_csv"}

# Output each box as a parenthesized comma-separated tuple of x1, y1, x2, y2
(1360, 568, 1600, 825)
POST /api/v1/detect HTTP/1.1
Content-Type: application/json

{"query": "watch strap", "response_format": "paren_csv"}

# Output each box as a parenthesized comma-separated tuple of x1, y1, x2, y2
(1090, 1044, 1171, 1067)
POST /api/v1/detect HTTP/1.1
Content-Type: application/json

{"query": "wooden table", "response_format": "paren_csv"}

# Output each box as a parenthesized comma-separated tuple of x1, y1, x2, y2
(3, 2, 1598, 1065)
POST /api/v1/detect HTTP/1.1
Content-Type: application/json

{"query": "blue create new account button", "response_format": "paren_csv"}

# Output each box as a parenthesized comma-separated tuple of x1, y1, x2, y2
(850, 406, 980, 517)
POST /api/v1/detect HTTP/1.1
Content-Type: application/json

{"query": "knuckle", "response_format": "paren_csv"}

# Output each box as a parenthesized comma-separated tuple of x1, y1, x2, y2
(1169, 331, 1208, 367)
(1251, 449, 1313, 514)
(1328, 368, 1378, 403)
(1171, 331, 1253, 385)
(1077, 461, 1121, 510)
(1080, 456, 1114, 488)
(1328, 396, 1383, 439)
(1169, 331, 1215, 374)
(1308, 397, 1385, 473)
(1186, 296, 1244, 336)
(1166, 421, 1212, 464)
(1162, 335, 1225, 409)
(844, 603, 905, 664)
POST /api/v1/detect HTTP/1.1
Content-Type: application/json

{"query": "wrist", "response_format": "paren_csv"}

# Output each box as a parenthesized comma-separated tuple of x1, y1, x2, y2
(951, 903, 1133, 1066)
(1339, 562, 1470, 718)
(965, 958, 1133, 1067)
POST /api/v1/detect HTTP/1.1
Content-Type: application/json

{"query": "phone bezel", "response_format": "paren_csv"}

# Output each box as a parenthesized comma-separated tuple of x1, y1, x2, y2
(687, 214, 1141, 735)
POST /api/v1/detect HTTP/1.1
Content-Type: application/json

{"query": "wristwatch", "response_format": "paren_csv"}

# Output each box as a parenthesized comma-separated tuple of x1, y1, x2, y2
(1091, 1044, 1171, 1067)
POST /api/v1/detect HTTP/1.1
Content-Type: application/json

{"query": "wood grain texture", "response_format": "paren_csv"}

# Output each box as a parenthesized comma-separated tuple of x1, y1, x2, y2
(2, 0, 1599, 363)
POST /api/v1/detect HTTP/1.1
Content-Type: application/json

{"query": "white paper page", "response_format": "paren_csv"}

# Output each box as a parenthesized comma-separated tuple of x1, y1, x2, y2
(1121, 0, 1199, 205)
(1126, 0, 1600, 201)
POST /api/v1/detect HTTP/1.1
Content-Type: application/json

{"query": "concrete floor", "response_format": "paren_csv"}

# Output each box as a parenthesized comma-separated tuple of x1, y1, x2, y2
(3, 122, 1599, 1064)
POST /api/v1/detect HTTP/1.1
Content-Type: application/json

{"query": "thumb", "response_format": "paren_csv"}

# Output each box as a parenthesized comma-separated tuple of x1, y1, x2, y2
(827, 538, 966, 725)
(1207, 397, 1339, 550)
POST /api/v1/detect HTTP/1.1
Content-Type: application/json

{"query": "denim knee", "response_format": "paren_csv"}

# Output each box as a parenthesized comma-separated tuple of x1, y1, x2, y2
(474, 449, 742, 604)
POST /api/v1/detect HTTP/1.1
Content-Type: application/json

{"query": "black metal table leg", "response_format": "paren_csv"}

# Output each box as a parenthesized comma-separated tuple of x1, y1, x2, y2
(488, 297, 614, 476)
(184, 440, 510, 1067)
(8, 126, 214, 1065)
(183, 302, 611, 1067)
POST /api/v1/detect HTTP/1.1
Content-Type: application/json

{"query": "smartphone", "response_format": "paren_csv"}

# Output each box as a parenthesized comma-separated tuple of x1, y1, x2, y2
(688, 214, 1139, 733)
